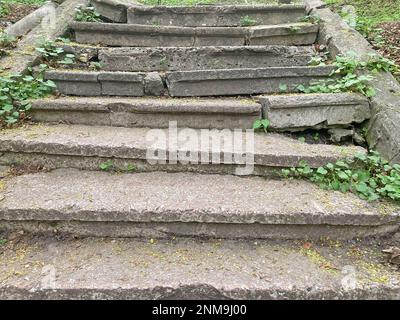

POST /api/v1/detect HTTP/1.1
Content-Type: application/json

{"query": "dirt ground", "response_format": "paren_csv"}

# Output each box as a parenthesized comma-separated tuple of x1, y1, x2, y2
(0, 4, 39, 29)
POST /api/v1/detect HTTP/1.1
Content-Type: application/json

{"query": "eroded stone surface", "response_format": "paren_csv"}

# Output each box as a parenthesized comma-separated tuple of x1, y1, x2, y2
(99, 45, 315, 72)
(0, 234, 399, 299)
(258, 93, 371, 130)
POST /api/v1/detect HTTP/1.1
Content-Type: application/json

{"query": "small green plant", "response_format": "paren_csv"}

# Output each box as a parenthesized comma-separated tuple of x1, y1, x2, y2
(0, 65, 56, 126)
(240, 16, 258, 27)
(75, 6, 102, 22)
(89, 61, 102, 70)
(0, 238, 6, 246)
(298, 136, 306, 143)
(287, 26, 300, 34)
(253, 119, 270, 134)
(0, 32, 17, 57)
(99, 160, 114, 171)
(0, 4, 10, 18)
(282, 151, 400, 202)
(125, 163, 136, 172)
(279, 83, 288, 92)
(313, 132, 320, 141)
(298, 15, 321, 24)
(35, 40, 76, 66)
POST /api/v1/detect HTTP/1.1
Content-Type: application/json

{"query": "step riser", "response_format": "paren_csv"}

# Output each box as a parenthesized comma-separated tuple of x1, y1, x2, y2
(45, 66, 334, 97)
(0, 152, 335, 177)
(71, 22, 318, 47)
(30, 110, 260, 130)
(99, 46, 314, 72)
(127, 5, 307, 27)
(4, 284, 400, 300)
(0, 220, 397, 240)
(258, 93, 371, 131)
(165, 66, 334, 97)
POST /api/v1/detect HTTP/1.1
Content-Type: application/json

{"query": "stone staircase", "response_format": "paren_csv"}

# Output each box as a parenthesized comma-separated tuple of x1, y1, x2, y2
(0, 1, 399, 299)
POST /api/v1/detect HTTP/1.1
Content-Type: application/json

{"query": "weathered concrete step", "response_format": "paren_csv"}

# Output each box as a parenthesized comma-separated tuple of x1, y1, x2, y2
(100, 45, 315, 72)
(44, 70, 165, 97)
(71, 22, 318, 47)
(30, 97, 262, 129)
(166, 65, 334, 97)
(0, 169, 398, 240)
(45, 66, 334, 97)
(0, 124, 365, 176)
(1, 234, 400, 299)
(258, 93, 372, 131)
(126, 4, 307, 27)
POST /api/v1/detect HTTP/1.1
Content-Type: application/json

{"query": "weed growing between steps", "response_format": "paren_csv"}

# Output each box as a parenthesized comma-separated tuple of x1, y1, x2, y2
(0, 32, 17, 58)
(0, 65, 55, 126)
(36, 38, 76, 67)
(74, 5, 102, 23)
(283, 151, 400, 202)
(297, 52, 399, 97)
(99, 160, 137, 173)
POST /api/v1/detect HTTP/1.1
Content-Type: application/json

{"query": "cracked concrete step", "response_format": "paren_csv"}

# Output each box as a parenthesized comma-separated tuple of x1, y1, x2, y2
(30, 96, 262, 129)
(126, 4, 307, 26)
(1, 235, 400, 299)
(44, 66, 334, 97)
(0, 169, 398, 240)
(99, 45, 315, 72)
(0, 124, 365, 175)
(44, 70, 165, 97)
(257, 93, 372, 131)
(165, 65, 334, 97)
(70, 22, 318, 47)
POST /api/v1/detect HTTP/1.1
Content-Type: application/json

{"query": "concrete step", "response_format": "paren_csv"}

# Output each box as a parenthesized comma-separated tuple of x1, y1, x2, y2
(70, 22, 318, 47)
(44, 66, 334, 97)
(126, 4, 307, 27)
(0, 124, 364, 175)
(1, 234, 400, 299)
(165, 65, 334, 97)
(0, 169, 398, 240)
(257, 93, 372, 131)
(30, 97, 262, 129)
(99, 45, 315, 72)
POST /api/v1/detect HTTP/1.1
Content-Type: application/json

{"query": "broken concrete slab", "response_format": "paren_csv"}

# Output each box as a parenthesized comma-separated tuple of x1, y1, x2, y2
(258, 93, 371, 131)
(45, 70, 146, 96)
(70, 22, 318, 47)
(99, 45, 315, 72)
(166, 66, 334, 97)
(144, 72, 165, 96)
(91, 0, 142, 23)
(249, 22, 318, 45)
(127, 4, 307, 27)
(30, 97, 262, 129)
(0, 123, 365, 175)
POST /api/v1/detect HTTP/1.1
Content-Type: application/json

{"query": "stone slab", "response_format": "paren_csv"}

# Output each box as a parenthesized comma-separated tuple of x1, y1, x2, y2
(91, 0, 141, 23)
(99, 45, 315, 72)
(1, 235, 400, 299)
(0, 124, 365, 173)
(249, 22, 318, 45)
(127, 4, 307, 27)
(166, 66, 334, 97)
(0, 169, 398, 228)
(45, 71, 147, 97)
(258, 93, 371, 130)
(70, 22, 318, 47)
(30, 97, 262, 129)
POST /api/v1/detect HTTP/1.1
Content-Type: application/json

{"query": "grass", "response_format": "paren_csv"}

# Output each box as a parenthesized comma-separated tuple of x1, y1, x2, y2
(1, 0, 47, 5)
(325, 0, 400, 26)
(138, 0, 301, 5)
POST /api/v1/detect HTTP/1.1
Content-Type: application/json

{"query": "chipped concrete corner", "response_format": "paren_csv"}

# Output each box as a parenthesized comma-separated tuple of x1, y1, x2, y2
(304, 0, 400, 164)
